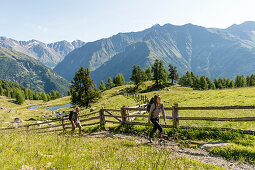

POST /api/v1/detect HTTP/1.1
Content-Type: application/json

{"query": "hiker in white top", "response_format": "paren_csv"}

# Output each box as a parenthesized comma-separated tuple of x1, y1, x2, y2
(148, 95, 166, 142)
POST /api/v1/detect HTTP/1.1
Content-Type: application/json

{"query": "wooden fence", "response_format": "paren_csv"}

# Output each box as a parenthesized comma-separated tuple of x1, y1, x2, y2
(123, 93, 149, 104)
(1, 104, 255, 135)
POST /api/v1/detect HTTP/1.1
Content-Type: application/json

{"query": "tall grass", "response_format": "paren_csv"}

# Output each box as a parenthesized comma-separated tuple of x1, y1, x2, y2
(0, 131, 220, 169)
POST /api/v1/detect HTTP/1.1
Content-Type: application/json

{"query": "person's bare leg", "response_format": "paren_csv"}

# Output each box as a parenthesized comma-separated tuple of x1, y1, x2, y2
(78, 124, 82, 136)
(71, 127, 75, 136)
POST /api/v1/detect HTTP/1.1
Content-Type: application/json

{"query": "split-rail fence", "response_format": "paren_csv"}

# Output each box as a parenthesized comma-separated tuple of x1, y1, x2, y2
(1, 104, 255, 135)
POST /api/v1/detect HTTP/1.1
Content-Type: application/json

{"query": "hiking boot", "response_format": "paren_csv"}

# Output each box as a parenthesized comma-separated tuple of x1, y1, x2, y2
(158, 132, 162, 138)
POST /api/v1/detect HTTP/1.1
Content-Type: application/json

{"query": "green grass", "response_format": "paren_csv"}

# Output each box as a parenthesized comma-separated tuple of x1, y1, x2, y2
(210, 144, 255, 164)
(0, 131, 221, 169)
(2, 82, 255, 166)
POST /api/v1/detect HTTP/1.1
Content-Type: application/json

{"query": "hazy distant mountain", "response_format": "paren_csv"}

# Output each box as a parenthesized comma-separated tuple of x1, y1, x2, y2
(54, 21, 255, 84)
(0, 47, 70, 95)
(0, 37, 85, 68)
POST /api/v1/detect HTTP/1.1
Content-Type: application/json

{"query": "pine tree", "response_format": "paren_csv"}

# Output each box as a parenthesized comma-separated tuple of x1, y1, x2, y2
(247, 74, 255, 86)
(186, 71, 193, 87)
(99, 80, 106, 91)
(229, 80, 235, 88)
(218, 77, 223, 89)
(211, 83, 216, 89)
(50, 90, 56, 100)
(178, 74, 188, 87)
(213, 78, 218, 89)
(70, 67, 101, 107)
(55, 91, 61, 98)
(200, 76, 208, 90)
(130, 65, 147, 89)
(235, 74, 246, 87)
(41, 91, 48, 102)
(218, 82, 223, 89)
(106, 77, 114, 89)
(168, 64, 179, 84)
(15, 90, 25, 105)
(113, 73, 125, 86)
(152, 59, 168, 85)
(193, 76, 200, 90)
(145, 67, 152, 81)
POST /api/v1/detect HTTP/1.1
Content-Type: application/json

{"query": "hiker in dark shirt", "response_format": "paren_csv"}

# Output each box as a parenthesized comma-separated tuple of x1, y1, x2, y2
(71, 107, 82, 136)
(148, 95, 167, 142)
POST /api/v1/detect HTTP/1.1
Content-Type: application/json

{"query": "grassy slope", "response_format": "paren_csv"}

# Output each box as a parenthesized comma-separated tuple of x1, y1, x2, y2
(2, 82, 255, 165)
(0, 132, 221, 169)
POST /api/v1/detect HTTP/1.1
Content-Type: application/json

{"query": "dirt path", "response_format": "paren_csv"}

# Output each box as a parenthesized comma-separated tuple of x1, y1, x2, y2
(82, 131, 255, 170)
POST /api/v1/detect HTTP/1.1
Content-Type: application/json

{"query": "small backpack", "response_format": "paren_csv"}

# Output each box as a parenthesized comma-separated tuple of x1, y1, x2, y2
(146, 97, 156, 112)
(69, 111, 74, 121)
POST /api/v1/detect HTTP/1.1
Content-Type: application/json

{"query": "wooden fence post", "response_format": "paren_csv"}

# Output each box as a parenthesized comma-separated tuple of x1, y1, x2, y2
(172, 103, 179, 128)
(121, 106, 127, 124)
(26, 123, 30, 134)
(62, 117, 66, 132)
(100, 107, 105, 125)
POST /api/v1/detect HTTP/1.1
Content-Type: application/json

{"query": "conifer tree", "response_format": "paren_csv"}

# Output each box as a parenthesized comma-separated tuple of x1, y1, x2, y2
(50, 90, 56, 100)
(41, 91, 48, 102)
(200, 76, 208, 90)
(213, 78, 218, 88)
(193, 76, 201, 90)
(106, 77, 114, 89)
(145, 67, 152, 81)
(99, 80, 106, 91)
(15, 90, 25, 105)
(113, 73, 125, 86)
(186, 71, 193, 87)
(229, 80, 235, 88)
(178, 74, 188, 87)
(130, 65, 147, 89)
(152, 59, 168, 85)
(70, 67, 101, 107)
(235, 74, 246, 87)
(168, 64, 179, 84)
(211, 83, 216, 89)
(55, 91, 61, 98)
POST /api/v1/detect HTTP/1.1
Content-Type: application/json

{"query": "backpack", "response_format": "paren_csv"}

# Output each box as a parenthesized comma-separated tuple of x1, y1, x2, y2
(69, 111, 74, 121)
(146, 97, 156, 112)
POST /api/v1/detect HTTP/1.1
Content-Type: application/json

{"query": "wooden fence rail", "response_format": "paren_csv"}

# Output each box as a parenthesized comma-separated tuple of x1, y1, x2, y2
(2, 104, 255, 135)
(123, 93, 149, 104)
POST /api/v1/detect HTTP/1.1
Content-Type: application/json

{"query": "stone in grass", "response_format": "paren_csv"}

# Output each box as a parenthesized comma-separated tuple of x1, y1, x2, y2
(28, 118, 36, 121)
(14, 118, 23, 123)
(90, 107, 97, 112)
(200, 142, 230, 151)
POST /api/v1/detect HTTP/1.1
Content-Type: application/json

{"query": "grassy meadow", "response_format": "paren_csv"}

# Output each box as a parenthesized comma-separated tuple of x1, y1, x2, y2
(1, 82, 255, 166)
(0, 131, 221, 169)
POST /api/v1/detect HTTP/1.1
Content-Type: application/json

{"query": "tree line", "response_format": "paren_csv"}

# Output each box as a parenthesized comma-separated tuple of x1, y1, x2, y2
(70, 59, 255, 108)
(98, 59, 178, 91)
(179, 71, 254, 90)
(0, 79, 61, 104)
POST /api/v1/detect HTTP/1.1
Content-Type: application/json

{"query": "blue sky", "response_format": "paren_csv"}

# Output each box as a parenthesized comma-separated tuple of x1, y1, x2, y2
(1, 0, 255, 43)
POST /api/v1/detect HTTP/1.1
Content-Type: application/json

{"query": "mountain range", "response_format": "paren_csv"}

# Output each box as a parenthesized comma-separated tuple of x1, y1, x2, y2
(0, 37, 85, 68)
(0, 47, 70, 95)
(53, 21, 255, 85)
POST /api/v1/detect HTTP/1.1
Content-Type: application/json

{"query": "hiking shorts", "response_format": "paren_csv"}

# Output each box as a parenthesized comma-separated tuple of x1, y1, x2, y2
(72, 121, 82, 128)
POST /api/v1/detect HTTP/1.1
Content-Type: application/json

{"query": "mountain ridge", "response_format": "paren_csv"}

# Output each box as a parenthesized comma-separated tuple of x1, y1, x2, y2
(0, 37, 85, 68)
(0, 47, 70, 95)
(54, 22, 255, 85)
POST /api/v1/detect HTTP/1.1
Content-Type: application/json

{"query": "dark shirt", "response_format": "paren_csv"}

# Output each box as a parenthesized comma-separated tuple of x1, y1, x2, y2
(72, 111, 80, 122)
